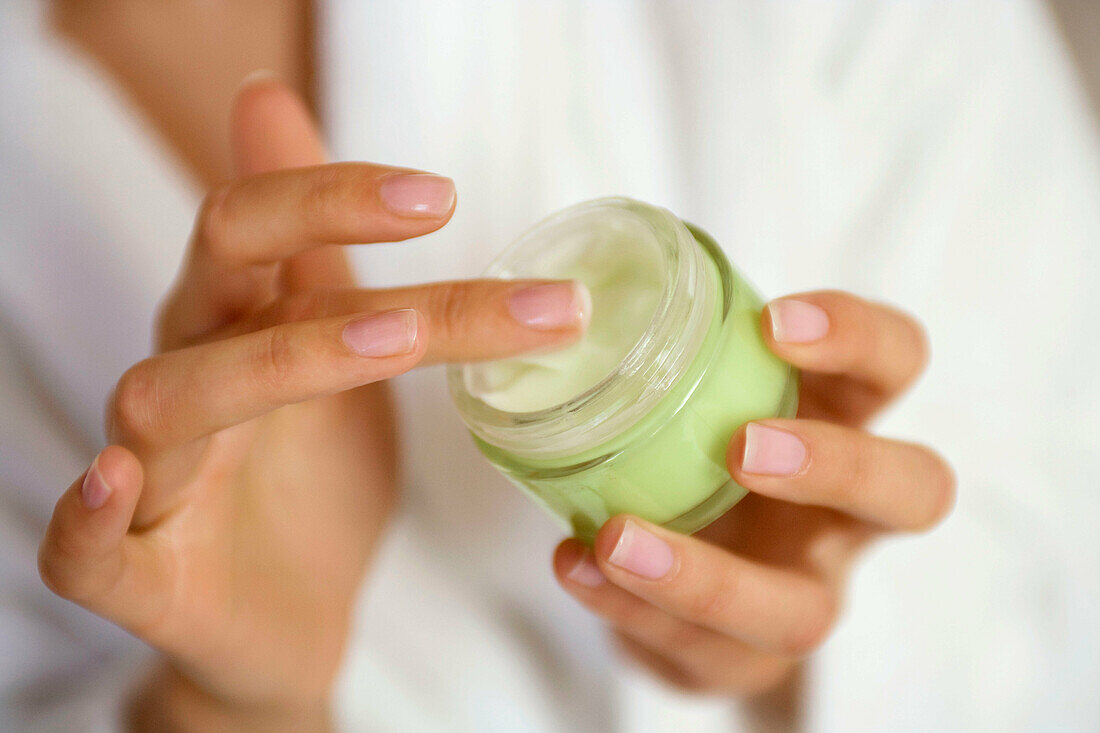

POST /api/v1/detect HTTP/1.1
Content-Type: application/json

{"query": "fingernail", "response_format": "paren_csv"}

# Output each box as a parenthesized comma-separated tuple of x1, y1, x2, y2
(507, 282, 590, 330)
(342, 309, 419, 357)
(768, 299, 829, 343)
(379, 173, 455, 218)
(607, 521, 675, 580)
(81, 455, 111, 510)
(566, 551, 607, 588)
(742, 423, 807, 476)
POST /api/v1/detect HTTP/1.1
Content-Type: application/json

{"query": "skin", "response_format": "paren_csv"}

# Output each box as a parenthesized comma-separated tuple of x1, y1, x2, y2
(40, 2, 955, 731)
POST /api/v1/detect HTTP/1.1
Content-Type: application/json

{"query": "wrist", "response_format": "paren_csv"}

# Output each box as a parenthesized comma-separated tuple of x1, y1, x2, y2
(127, 662, 333, 733)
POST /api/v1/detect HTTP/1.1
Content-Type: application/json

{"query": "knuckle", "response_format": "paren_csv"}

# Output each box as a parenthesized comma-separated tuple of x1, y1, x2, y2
(251, 326, 300, 392)
(108, 361, 166, 443)
(426, 282, 471, 344)
(833, 435, 873, 506)
(301, 167, 350, 233)
(782, 585, 837, 656)
(194, 186, 234, 261)
(878, 308, 930, 393)
(684, 567, 738, 622)
(828, 293, 930, 394)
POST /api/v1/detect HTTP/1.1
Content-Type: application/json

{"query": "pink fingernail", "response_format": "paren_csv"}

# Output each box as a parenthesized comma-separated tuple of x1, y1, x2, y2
(379, 173, 455, 217)
(742, 423, 807, 476)
(768, 299, 829, 343)
(81, 455, 111, 510)
(566, 552, 606, 588)
(507, 282, 590, 330)
(342, 309, 419, 357)
(607, 521, 675, 580)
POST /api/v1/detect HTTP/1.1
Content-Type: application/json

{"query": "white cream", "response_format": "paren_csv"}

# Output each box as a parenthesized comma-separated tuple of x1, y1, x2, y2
(464, 214, 666, 412)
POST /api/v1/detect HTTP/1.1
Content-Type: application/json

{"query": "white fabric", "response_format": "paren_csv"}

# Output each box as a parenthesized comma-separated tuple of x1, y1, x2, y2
(1, 1, 1098, 731)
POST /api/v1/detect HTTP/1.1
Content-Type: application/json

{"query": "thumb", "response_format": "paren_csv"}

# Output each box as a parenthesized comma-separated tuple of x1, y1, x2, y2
(230, 72, 354, 290)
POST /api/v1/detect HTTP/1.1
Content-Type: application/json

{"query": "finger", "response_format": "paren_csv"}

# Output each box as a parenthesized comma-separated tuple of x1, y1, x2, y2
(164, 162, 456, 344)
(588, 517, 838, 657)
(119, 277, 589, 446)
(237, 279, 591, 362)
(761, 291, 929, 424)
(159, 76, 336, 349)
(162, 73, 455, 346)
(38, 447, 168, 636)
(231, 74, 327, 175)
(195, 163, 455, 267)
(727, 419, 956, 531)
(230, 74, 353, 293)
(555, 542, 794, 695)
(110, 309, 428, 447)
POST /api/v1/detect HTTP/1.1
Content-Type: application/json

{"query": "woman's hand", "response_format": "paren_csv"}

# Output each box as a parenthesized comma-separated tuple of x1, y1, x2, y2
(553, 291, 955, 700)
(37, 80, 588, 732)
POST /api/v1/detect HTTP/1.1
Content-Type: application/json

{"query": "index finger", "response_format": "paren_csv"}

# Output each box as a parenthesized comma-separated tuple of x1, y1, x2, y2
(162, 162, 456, 347)
(762, 291, 930, 425)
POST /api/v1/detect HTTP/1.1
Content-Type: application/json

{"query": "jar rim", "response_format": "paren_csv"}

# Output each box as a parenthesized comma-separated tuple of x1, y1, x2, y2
(447, 197, 718, 460)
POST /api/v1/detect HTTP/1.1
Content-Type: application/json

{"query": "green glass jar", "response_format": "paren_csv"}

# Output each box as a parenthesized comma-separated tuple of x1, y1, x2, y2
(449, 198, 798, 543)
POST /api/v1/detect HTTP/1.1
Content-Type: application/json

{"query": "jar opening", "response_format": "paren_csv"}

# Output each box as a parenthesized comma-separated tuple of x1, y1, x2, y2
(465, 205, 667, 412)
(448, 198, 717, 460)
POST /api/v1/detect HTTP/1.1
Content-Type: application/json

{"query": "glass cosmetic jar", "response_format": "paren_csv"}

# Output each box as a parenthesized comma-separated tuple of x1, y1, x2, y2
(448, 198, 798, 543)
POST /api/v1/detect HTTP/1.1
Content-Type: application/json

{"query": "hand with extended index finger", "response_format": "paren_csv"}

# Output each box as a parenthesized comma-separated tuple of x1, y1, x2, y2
(37, 78, 589, 732)
(554, 291, 955, 700)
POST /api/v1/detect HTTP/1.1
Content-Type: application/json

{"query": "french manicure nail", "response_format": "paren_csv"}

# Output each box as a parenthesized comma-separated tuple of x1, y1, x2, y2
(507, 282, 590, 330)
(342, 309, 419, 357)
(81, 455, 111, 510)
(379, 173, 455, 218)
(566, 552, 607, 588)
(742, 423, 807, 476)
(768, 299, 829, 343)
(607, 521, 675, 580)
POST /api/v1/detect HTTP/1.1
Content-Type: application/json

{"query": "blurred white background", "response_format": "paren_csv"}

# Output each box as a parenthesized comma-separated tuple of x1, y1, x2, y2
(1, 1, 1098, 731)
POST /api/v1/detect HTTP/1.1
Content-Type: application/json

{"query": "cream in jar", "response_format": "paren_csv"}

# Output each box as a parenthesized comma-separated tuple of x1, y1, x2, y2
(449, 198, 798, 543)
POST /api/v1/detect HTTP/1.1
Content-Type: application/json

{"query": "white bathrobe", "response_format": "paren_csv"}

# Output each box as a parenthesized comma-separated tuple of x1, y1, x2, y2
(1, 1, 1097, 730)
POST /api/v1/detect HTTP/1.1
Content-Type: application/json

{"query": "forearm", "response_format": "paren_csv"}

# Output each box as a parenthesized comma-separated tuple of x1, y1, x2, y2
(127, 663, 332, 733)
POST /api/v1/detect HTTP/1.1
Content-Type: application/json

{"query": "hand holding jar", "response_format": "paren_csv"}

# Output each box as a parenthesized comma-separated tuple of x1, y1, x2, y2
(451, 202, 955, 697)
(554, 290, 954, 696)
